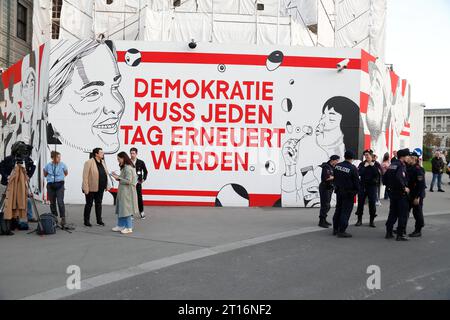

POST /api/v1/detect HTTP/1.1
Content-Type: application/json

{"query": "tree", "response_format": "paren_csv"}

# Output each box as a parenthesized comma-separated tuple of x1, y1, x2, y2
(423, 132, 441, 148)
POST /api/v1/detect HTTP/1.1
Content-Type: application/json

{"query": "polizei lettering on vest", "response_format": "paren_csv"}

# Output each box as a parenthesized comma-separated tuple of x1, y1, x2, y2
(335, 165, 350, 173)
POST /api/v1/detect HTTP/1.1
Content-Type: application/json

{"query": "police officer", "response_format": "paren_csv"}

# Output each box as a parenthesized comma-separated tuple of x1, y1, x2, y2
(355, 150, 381, 228)
(332, 151, 360, 238)
(384, 148, 410, 241)
(406, 151, 426, 237)
(318, 155, 340, 228)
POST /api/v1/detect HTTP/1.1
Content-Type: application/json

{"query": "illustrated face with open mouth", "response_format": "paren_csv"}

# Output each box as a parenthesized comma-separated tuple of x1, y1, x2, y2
(315, 106, 343, 147)
(49, 44, 125, 153)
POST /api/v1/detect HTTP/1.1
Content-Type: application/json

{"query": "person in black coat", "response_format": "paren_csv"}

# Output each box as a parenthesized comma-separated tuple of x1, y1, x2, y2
(130, 148, 148, 219)
(318, 155, 340, 228)
(406, 152, 426, 237)
(355, 150, 381, 227)
(332, 151, 360, 238)
(384, 148, 410, 241)
(430, 151, 445, 192)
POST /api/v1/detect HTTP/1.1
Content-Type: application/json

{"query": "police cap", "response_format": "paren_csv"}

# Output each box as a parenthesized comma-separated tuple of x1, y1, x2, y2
(397, 148, 410, 158)
(344, 150, 355, 160)
(330, 155, 340, 161)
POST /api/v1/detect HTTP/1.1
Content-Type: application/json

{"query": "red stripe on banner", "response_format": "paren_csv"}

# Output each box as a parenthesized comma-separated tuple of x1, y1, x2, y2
(141, 189, 218, 197)
(400, 131, 411, 137)
(402, 79, 407, 97)
(404, 122, 411, 128)
(117, 51, 361, 70)
(1, 59, 22, 88)
(364, 134, 371, 150)
(360, 92, 369, 114)
(143, 200, 215, 207)
(390, 70, 399, 96)
(385, 128, 390, 149)
(390, 127, 394, 158)
(38, 44, 45, 93)
(360, 49, 377, 73)
(249, 194, 281, 207)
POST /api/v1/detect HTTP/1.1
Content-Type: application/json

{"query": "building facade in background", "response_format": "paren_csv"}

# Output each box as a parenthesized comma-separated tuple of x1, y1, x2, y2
(424, 108, 450, 149)
(0, 0, 33, 69)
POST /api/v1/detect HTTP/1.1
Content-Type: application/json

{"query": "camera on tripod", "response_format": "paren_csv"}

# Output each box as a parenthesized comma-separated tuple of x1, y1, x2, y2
(10, 141, 33, 164)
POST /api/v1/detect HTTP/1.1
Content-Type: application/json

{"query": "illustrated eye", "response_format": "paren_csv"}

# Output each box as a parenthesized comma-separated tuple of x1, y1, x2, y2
(83, 89, 102, 101)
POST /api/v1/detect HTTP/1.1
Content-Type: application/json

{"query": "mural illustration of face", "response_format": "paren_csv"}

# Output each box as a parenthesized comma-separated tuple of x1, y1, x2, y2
(21, 68, 36, 123)
(315, 106, 343, 147)
(49, 43, 124, 153)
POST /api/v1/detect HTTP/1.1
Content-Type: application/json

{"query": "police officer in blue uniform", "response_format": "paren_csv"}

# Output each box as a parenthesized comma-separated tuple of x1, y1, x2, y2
(407, 151, 426, 237)
(318, 155, 340, 228)
(355, 149, 382, 228)
(384, 148, 410, 241)
(332, 151, 360, 238)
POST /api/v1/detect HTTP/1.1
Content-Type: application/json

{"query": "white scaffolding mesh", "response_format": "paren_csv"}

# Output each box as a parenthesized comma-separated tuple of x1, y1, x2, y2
(31, 0, 385, 58)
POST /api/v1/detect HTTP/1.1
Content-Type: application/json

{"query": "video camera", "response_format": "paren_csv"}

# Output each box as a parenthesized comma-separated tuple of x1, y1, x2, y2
(10, 141, 33, 164)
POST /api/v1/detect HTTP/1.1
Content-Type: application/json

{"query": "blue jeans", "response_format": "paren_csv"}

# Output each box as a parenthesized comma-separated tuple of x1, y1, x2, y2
(430, 173, 442, 190)
(118, 216, 133, 229)
(27, 198, 33, 220)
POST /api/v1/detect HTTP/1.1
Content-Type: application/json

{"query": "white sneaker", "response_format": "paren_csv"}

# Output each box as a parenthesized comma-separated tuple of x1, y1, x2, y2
(376, 201, 382, 207)
(139, 212, 146, 219)
(112, 226, 124, 232)
(120, 228, 133, 234)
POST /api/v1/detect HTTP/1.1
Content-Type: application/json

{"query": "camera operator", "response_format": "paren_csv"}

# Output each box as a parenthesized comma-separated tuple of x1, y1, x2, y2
(0, 142, 37, 226)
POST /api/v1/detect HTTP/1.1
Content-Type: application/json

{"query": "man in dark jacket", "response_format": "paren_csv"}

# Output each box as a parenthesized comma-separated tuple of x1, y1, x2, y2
(130, 148, 148, 219)
(318, 155, 340, 228)
(430, 151, 445, 192)
(332, 151, 360, 238)
(384, 148, 410, 241)
(355, 150, 381, 227)
(407, 151, 426, 237)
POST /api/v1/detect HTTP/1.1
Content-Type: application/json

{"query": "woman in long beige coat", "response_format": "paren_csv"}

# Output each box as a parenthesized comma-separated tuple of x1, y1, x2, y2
(111, 152, 139, 234)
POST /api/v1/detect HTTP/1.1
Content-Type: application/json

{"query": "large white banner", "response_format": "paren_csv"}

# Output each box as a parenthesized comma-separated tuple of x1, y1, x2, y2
(0, 40, 414, 207)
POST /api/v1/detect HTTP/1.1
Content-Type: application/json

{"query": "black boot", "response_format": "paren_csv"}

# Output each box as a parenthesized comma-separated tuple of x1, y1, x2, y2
(325, 219, 332, 227)
(337, 232, 353, 238)
(318, 218, 329, 229)
(332, 229, 338, 236)
(396, 230, 409, 241)
(369, 216, 376, 228)
(408, 229, 422, 237)
(355, 216, 362, 227)
(385, 230, 394, 239)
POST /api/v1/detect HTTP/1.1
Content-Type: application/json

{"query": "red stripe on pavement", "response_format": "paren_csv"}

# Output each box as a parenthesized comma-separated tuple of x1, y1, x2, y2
(360, 92, 369, 114)
(117, 51, 361, 70)
(249, 194, 280, 207)
(143, 200, 215, 207)
(360, 49, 377, 73)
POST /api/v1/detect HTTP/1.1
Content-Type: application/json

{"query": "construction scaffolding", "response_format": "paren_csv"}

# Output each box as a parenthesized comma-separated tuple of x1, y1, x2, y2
(32, 0, 386, 59)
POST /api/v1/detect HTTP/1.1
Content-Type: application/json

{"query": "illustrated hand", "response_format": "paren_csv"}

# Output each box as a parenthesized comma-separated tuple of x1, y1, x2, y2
(282, 139, 299, 168)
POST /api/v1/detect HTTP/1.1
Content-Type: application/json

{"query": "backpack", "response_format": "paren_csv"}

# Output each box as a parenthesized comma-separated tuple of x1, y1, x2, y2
(36, 213, 57, 235)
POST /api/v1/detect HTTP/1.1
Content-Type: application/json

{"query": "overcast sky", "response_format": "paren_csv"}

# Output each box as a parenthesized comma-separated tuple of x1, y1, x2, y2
(386, 0, 450, 109)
